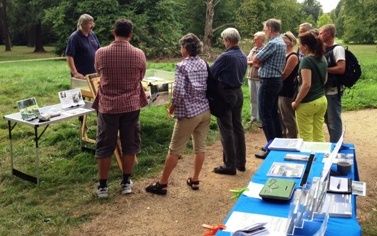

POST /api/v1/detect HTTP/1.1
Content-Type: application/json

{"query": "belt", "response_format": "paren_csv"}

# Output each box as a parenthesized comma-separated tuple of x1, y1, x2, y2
(260, 77, 281, 80)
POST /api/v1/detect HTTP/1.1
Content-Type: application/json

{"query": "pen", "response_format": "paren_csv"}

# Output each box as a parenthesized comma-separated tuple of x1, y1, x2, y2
(337, 179, 341, 189)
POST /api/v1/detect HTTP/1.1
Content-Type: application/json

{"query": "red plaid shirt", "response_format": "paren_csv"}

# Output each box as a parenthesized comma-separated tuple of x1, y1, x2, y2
(93, 40, 148, 113)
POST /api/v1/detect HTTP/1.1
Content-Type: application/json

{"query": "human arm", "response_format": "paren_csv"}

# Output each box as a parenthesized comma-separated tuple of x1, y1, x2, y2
(327, 60, 345, 74)
(291, 68, 311, 110)
(282, 54, 299, 80)
(66, 56, 84, 79)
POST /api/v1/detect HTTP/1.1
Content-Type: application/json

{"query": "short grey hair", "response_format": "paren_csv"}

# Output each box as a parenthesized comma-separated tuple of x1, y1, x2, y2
(299, 22, 313, 32)
(221, 28, 241, 44)
(179, 33, 202, 56)
(254, 31, 266, 40)
(77, 14, 94, 30)
(263, 19, 281, 33)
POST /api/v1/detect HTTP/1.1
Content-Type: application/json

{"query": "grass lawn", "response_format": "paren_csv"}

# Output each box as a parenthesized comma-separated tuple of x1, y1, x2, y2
(0, 45, 376, 235)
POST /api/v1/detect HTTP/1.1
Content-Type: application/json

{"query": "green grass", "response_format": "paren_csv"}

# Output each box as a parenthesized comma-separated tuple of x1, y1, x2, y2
(0, 45, 376, 235)
(0, 46, 59, 62)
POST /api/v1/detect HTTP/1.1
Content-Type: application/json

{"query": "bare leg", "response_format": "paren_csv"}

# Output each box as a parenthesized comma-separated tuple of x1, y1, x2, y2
(191, 152, 205, 188)
(159, 154, 179, 185)
(98, 157, 112, 179)
(122, 154, 136, 175)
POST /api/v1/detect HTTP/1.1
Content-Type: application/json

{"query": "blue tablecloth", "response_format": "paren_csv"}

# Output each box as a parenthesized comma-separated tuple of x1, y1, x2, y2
(216, 143, 361, 236)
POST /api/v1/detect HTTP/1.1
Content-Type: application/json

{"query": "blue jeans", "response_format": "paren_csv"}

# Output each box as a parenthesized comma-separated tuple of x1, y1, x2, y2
(217, 88, 246, 169)
(325, 93, 343, 142)
(258, 77, 283, 142)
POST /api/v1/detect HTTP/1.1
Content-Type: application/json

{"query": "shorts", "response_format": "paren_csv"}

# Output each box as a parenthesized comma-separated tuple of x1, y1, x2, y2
(169, 110, 211, 156)
(95, 110, 141, 158)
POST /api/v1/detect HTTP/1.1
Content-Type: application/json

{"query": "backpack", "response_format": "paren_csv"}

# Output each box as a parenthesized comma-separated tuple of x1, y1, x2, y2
(325, 45, 362, 88)
(205, 62, 228, 117)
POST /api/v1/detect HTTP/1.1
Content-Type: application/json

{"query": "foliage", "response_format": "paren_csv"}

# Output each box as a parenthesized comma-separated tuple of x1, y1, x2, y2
(317, 13, 333, 28)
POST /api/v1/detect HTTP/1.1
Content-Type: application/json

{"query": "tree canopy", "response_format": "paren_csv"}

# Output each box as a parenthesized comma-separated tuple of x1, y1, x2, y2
(0, 0, 375, 56)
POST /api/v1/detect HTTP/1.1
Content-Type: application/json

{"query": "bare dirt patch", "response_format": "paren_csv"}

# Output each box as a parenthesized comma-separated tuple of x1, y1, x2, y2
(71, 109, 377, 236)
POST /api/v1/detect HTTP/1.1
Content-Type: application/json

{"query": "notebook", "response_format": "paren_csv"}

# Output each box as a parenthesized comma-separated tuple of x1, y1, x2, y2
(259, 178, 296, 201)
(17, 97, 41, 121)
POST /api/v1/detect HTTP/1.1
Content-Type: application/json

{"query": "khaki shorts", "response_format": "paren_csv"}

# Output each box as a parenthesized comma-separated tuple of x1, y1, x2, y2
(169, 110, 211, 156)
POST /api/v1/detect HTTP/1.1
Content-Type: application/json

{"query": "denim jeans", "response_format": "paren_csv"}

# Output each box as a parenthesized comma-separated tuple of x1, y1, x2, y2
(325, 93, 343, 143)
(217, 88, 246, 169)
(258, 77, 283, 142)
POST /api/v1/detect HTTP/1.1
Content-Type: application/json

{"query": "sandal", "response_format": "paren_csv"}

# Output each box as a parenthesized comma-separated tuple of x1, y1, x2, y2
(145, 181, 168, 195)
(186, 177, 200, 190)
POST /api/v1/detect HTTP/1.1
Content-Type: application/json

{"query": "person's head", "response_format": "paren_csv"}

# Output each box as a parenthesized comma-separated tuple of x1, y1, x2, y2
(263, 19, 281, 39)
(113, 18, 133, 39)
(179, 33, 202, 57)
(77, 14, 95, 31)
(253, 31, 265, 48)
(299, 22, 313, 34)
(298, 31, 324, 60)
(282, 31, 297, 49)
(221, 28, 241, 48)
(319, 24, 336, 44)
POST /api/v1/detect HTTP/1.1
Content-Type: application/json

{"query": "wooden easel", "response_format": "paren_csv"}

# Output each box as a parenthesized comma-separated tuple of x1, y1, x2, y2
(82, 73, 123, 171)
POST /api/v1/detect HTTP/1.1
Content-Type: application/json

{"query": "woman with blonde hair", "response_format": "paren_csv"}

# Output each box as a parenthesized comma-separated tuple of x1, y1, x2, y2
(279, 31, 299, 138)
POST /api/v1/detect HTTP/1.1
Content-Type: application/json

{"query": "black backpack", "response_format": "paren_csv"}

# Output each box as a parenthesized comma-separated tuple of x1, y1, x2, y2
(325, 45, 362, 88)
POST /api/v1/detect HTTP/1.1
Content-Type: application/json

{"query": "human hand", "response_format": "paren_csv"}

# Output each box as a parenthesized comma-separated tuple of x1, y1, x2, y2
(73, 72, 85, 79)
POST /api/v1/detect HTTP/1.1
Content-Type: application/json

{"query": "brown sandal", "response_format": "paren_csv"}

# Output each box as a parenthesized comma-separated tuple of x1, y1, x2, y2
(186, 177, 200, 190)
(145, 182, 168, 195)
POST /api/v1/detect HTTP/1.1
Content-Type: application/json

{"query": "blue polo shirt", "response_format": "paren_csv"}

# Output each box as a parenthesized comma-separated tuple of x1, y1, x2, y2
(256, 35, 286, 78)
(210, 46, 247, 88)
(65, 30, 100, 76)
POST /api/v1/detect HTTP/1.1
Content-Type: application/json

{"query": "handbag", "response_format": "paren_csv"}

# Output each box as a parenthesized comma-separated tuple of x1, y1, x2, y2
(205, 62, 228, 118)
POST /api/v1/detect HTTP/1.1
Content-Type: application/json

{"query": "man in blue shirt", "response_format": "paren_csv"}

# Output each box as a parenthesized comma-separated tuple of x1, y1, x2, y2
(65, 14, 100, 79)
(252, 19, 286, 159)
(211, 28, 248, 175)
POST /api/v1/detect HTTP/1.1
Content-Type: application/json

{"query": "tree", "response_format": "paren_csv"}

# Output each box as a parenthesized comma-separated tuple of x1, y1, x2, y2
(0, 0, 11, 51)
(203, 0, 219, 54)
(317, 13, 333, 28)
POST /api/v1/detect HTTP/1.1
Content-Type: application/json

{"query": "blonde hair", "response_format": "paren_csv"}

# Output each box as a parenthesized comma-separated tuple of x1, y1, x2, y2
(320, 24, 336, 38)
(282, 31, 297, 46)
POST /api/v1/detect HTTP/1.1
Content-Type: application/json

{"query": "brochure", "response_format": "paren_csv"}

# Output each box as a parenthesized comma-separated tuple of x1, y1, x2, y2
(268, 138, 304, 151)
(58, 88, 85, 108)
(267, 162, 305, 178)
(16, 97, 41, 121)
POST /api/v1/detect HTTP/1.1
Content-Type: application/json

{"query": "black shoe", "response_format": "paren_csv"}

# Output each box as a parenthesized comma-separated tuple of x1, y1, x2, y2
(213, 166, 236, 175)
(236, 166, 246, 172)
(255, 151, 269, 159)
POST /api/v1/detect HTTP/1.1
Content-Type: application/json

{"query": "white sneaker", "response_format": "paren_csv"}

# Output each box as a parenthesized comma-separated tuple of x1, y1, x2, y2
(96, 186, 109, 198)
(121, 179, 133, 194)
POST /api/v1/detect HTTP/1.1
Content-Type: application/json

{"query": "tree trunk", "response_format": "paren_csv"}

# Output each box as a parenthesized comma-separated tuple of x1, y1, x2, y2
(203, 0, 219, 55)
(0, 0, 11, 51)
(34, 22, 46, 52)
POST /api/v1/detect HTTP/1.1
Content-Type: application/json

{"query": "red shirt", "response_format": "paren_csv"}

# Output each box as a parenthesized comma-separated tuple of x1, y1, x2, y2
(93, 40, 148, 113)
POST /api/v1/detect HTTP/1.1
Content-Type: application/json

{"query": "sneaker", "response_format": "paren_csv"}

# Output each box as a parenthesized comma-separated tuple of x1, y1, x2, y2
(96, 186, 109, 198)
(121, 179, 133, 194)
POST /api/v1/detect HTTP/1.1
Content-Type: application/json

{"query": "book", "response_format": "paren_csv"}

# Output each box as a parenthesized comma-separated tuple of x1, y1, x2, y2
(268, 138, 304, 151)
(320, 193, 352, 218)
(58, 88, 85, 108)
(259, 178, 296, 201)
(267, 162, 305, 178)
(327, 176, 352, 194)
(16, 97, 41, 121)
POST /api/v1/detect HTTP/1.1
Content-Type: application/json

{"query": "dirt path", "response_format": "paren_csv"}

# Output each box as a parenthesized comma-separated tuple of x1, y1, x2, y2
(71, 109, 377, 236)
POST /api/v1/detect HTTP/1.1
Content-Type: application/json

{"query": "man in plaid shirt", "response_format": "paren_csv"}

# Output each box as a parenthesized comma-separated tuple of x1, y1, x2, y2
(93, 18, 148, 198)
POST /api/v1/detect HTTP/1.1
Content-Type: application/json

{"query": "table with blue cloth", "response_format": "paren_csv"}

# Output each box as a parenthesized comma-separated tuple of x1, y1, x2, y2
(216, 143, 361, 236)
